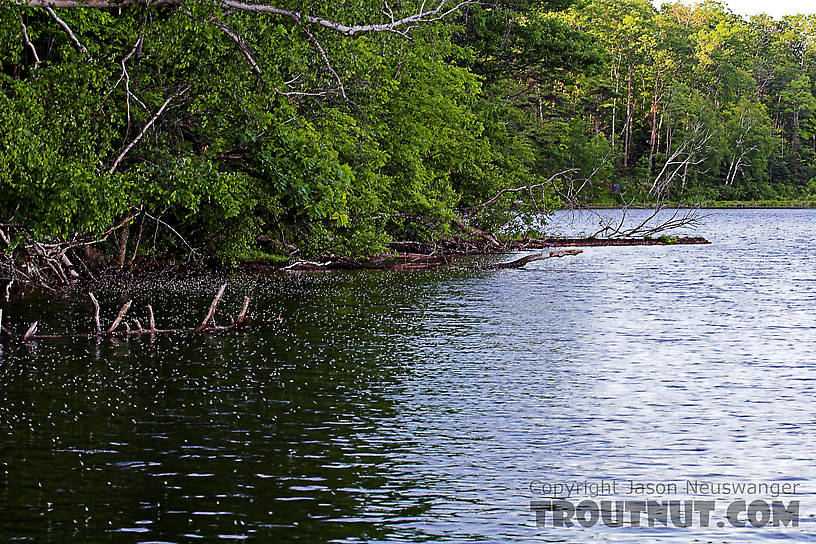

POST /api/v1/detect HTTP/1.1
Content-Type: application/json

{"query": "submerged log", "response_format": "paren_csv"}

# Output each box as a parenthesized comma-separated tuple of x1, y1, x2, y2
(0, 284, 277, 343)
(249, 233, 708, 274)
(385, 253, 449, 271)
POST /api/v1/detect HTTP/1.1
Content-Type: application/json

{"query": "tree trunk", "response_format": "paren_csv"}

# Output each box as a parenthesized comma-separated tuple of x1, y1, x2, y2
(610, 54, 621, 153)
(648, 78, 660, 170)
(116, 223, 130, 269)
(793, 107, 801, 158)
(623, 64, 634, 168)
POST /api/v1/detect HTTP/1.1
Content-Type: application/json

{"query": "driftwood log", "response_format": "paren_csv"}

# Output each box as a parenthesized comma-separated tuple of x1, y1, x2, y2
(0, 284, 277, 343)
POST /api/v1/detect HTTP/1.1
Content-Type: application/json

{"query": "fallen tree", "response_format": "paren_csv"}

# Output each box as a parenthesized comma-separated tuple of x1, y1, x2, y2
(387, 234, 709, 255)
(275, 248, 586, 272)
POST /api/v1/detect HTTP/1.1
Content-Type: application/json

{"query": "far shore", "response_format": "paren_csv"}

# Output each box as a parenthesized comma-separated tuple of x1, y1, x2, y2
(584, 201, 816, 210)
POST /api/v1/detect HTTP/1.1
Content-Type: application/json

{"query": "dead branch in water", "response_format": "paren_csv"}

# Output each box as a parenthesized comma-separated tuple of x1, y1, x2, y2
(107, 300, 132, 334)
(22, 321, 38, 341)
(0, 284, 278, 343)
(195, 283, 226, 332)
(276, 248, 583, 272)
(486, 250, 582, 269)
(0, 208, 204, 298)
(89, 292, 102, 334)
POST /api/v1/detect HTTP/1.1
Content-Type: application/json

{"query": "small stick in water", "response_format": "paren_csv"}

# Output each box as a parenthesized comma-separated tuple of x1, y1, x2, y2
(237, 296, 250, 325)
(196, 283, 226, 332)
(107, 300, 132, 334)
(146, 305, 156, 331)
(23, 321, 38, 341)
(89, 292, 102, 335)
(0, 286, 268, 343)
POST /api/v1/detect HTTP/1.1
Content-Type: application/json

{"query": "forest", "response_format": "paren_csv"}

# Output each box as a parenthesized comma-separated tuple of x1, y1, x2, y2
(1, 0, 816, 275)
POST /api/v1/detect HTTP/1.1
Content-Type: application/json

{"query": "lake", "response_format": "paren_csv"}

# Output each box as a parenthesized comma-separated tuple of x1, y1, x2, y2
(1, 208, 815, 542)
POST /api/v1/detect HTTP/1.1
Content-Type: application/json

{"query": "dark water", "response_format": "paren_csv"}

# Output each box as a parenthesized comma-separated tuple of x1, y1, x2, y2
(2, 209, 816, 542)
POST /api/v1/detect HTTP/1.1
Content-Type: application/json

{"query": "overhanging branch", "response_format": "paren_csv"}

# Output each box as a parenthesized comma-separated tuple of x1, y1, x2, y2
(18, 0, 475, 37)
(45, 6, 87, 53)
(207, 15, 262, 74)
(108, 86, 189, 174)
(301, 25, 346, 99)
(19, 16, 40, 68)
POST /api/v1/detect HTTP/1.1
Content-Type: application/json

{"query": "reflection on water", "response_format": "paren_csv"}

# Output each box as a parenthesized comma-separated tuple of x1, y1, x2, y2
(1, 209, 816, 542)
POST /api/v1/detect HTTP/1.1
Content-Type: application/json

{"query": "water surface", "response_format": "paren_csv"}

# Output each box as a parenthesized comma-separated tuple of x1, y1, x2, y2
(1, 209, 815, 542)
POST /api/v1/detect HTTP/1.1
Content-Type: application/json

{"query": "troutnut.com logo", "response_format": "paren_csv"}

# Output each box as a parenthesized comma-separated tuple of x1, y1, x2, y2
(529, 480, 802, 529)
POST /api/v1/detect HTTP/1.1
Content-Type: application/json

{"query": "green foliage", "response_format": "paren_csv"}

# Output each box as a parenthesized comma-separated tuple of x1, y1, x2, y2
(554, 1, 816, 203)
(3, 1, 585, 262)
(3, 0, 816, 266)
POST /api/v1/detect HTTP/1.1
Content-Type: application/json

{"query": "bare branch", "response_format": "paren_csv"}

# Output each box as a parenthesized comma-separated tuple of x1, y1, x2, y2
(220, 0, 474, 35)
(45, 6, 87, 54)
(302, 25, 346, 99)
(208, 16, 262, 74)
(23, 322, 38, 342)
(147, 304, 156, 331)
(20, 0, 475, 37)
(143, 212, 199, 257)
(19, 16, 40, 68)
(107, 300, 132, 334)
(89, 292, 102, 334)
(649, 121, 715, 196)
(478, 169, 579, 209)
(452, 217, 500, 247)
(236, 296, 250, 325)
(2, 287, 269, 342)
(196, 283, 226, 332)
(109, 86, 188, 174)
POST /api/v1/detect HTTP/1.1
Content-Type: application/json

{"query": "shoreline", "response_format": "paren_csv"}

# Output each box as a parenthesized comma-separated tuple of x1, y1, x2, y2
(70, 235, 710, 280)
(584, 202, 816, 210)
(243, 236, 709, 272)
(3, 234, 713, 297)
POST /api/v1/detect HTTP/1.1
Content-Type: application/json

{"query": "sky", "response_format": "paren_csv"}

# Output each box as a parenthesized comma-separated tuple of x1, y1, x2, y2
(651, 0, 816, 19)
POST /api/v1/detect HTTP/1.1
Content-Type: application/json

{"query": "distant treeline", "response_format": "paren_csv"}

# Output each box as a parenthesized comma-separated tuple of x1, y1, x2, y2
(0, 0, 813, 265)
(553, 1, 816, 205)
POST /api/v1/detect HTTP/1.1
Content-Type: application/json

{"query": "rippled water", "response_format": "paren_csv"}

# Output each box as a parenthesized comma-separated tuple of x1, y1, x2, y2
(2, 209, 816, 542)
